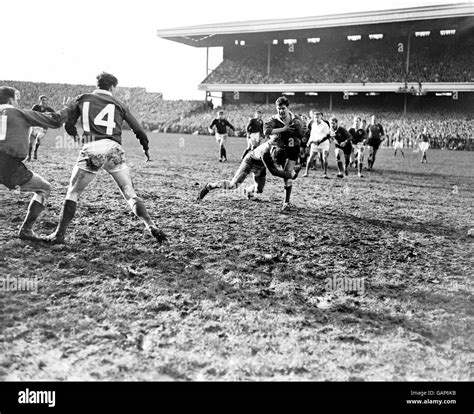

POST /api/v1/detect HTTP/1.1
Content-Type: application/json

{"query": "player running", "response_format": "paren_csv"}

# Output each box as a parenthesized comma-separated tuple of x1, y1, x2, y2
(264, 96, 304, 211)
(27, 95, 55, 161)
(241, 110, 264, 160)
(418, 127, 430, 163)
(209, 110, 235, 162)
(41, 72, 167, 244)
(197, 138, 301, 205)
(303, 111, 330, 178)
(330, 117, 352, 178)
(393, 127, 405, 158)
(367, 114, 385, 171)
(0, 86, 72, 241)
(349, 116, 367, 177)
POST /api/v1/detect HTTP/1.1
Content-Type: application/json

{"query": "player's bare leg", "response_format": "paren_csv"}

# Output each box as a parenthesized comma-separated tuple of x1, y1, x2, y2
(33, 132, 45, 161)
(27, 131, 35, 162)
(344, 152, 351, 176)
(357, 148, 364, 177)
(335, 149, 345, 178)
(281, 159, 296, 211)
(197, 179, 237, 201)
(421, 150, 427, 164)
(320, 150, 329, 178)
(44, 166, 96, 244)
(18, 173, 52, 241)
(303, 152, 318, 177)
(110, 167, 167, 243)
(241, 138, 251, 160)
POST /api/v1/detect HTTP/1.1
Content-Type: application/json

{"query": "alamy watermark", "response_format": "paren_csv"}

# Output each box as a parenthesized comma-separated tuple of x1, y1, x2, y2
(0, 275, 38, 294)
(325, 275, 365, 294)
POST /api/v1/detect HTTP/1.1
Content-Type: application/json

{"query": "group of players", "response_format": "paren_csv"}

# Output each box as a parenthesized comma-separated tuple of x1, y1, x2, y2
(0, 73, 167, 244)
(201, 99, 386, 211)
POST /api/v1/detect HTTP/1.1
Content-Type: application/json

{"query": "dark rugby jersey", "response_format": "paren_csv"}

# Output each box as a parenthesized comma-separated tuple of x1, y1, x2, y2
(65, 89, 149, 151)
(264, 112, 304, 148)
(349, 127, 367, 145)
(210, 118, 235, 135)
(420, 133, 430, 143)
(332, 126, 352, 149)
(32, 104, 55, 113)
(246, 117, 264, 135)
(0, 104, 69, 159)
(368, 123, 384, 143)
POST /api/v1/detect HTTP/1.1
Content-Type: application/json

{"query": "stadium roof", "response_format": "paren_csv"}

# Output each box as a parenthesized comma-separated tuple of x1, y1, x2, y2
(156, 3, 473, 47)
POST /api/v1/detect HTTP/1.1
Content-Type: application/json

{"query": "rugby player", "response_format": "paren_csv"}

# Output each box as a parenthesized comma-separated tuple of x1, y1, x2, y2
(241, 109, 264, 160)
(349, 116, 367, 177)
(0, 86, 72, 240)
(393, 127, 405, 158)
(418, 127, 430, 163)
(197, 138, 301, 204)
(367, 115, 385, 171)
(330, 117, 352, 178)
(209, 110, 235, 162)
(41, 72, 167, 244)
(264, 96, 304, 211)
(27, 95, 55, 161)
(303, 111, 330, 178)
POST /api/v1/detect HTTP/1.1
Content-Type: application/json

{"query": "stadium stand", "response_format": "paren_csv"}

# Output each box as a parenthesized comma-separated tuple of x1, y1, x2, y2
(203, 40, 473, 84)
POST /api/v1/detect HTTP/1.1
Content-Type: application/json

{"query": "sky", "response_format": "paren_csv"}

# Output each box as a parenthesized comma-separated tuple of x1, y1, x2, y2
(1, 0, 466, 100)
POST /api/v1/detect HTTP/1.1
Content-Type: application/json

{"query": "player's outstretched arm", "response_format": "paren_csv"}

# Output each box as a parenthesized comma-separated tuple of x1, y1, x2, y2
(22, 99, 75, 130)
(124, 108, 150, 161)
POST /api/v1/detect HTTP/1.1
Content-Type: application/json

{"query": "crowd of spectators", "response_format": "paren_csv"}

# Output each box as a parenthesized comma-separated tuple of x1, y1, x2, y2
(0, 80, 205, 130)
(203, 40, 473, 84)
(171, 103, 473, 151)
(2, 80, 471, 150)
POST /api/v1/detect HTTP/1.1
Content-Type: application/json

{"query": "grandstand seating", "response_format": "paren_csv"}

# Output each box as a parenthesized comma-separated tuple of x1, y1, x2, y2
(203, 39, 473, 84)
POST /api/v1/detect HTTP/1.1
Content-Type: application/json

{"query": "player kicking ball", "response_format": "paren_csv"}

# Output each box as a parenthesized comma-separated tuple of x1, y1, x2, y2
(41, 72, 167, 244)
(0, 86, 72, 241)
(196, 138, 301, 207)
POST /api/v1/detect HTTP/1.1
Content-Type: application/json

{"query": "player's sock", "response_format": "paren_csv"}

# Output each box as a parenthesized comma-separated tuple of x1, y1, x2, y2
(222, 147, 227, 161)
(128, 196, 154, 228)
(34, 143, 40, 159)
(337, 161, 344, 176)
(284, 185, 292, 203)
(51, 199, 77, 242)
(27, 144, 33, 161)
(19, 200, 45, 240)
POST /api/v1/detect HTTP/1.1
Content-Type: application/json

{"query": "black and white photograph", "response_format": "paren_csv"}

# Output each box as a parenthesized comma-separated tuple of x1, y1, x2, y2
(0, 0, 472, 409)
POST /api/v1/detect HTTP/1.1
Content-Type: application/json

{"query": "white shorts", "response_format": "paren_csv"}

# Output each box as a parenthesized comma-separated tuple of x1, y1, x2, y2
(419, 142, 430, 152)
(353, 143, 365, 153)
(30, 127, 46, 139)
(394, 141, 404, 150)
(76, 139, 127, 174)
(215, 133, 228, 146)
(248, 132, 262, 148)
(311, 140, 330, 153)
